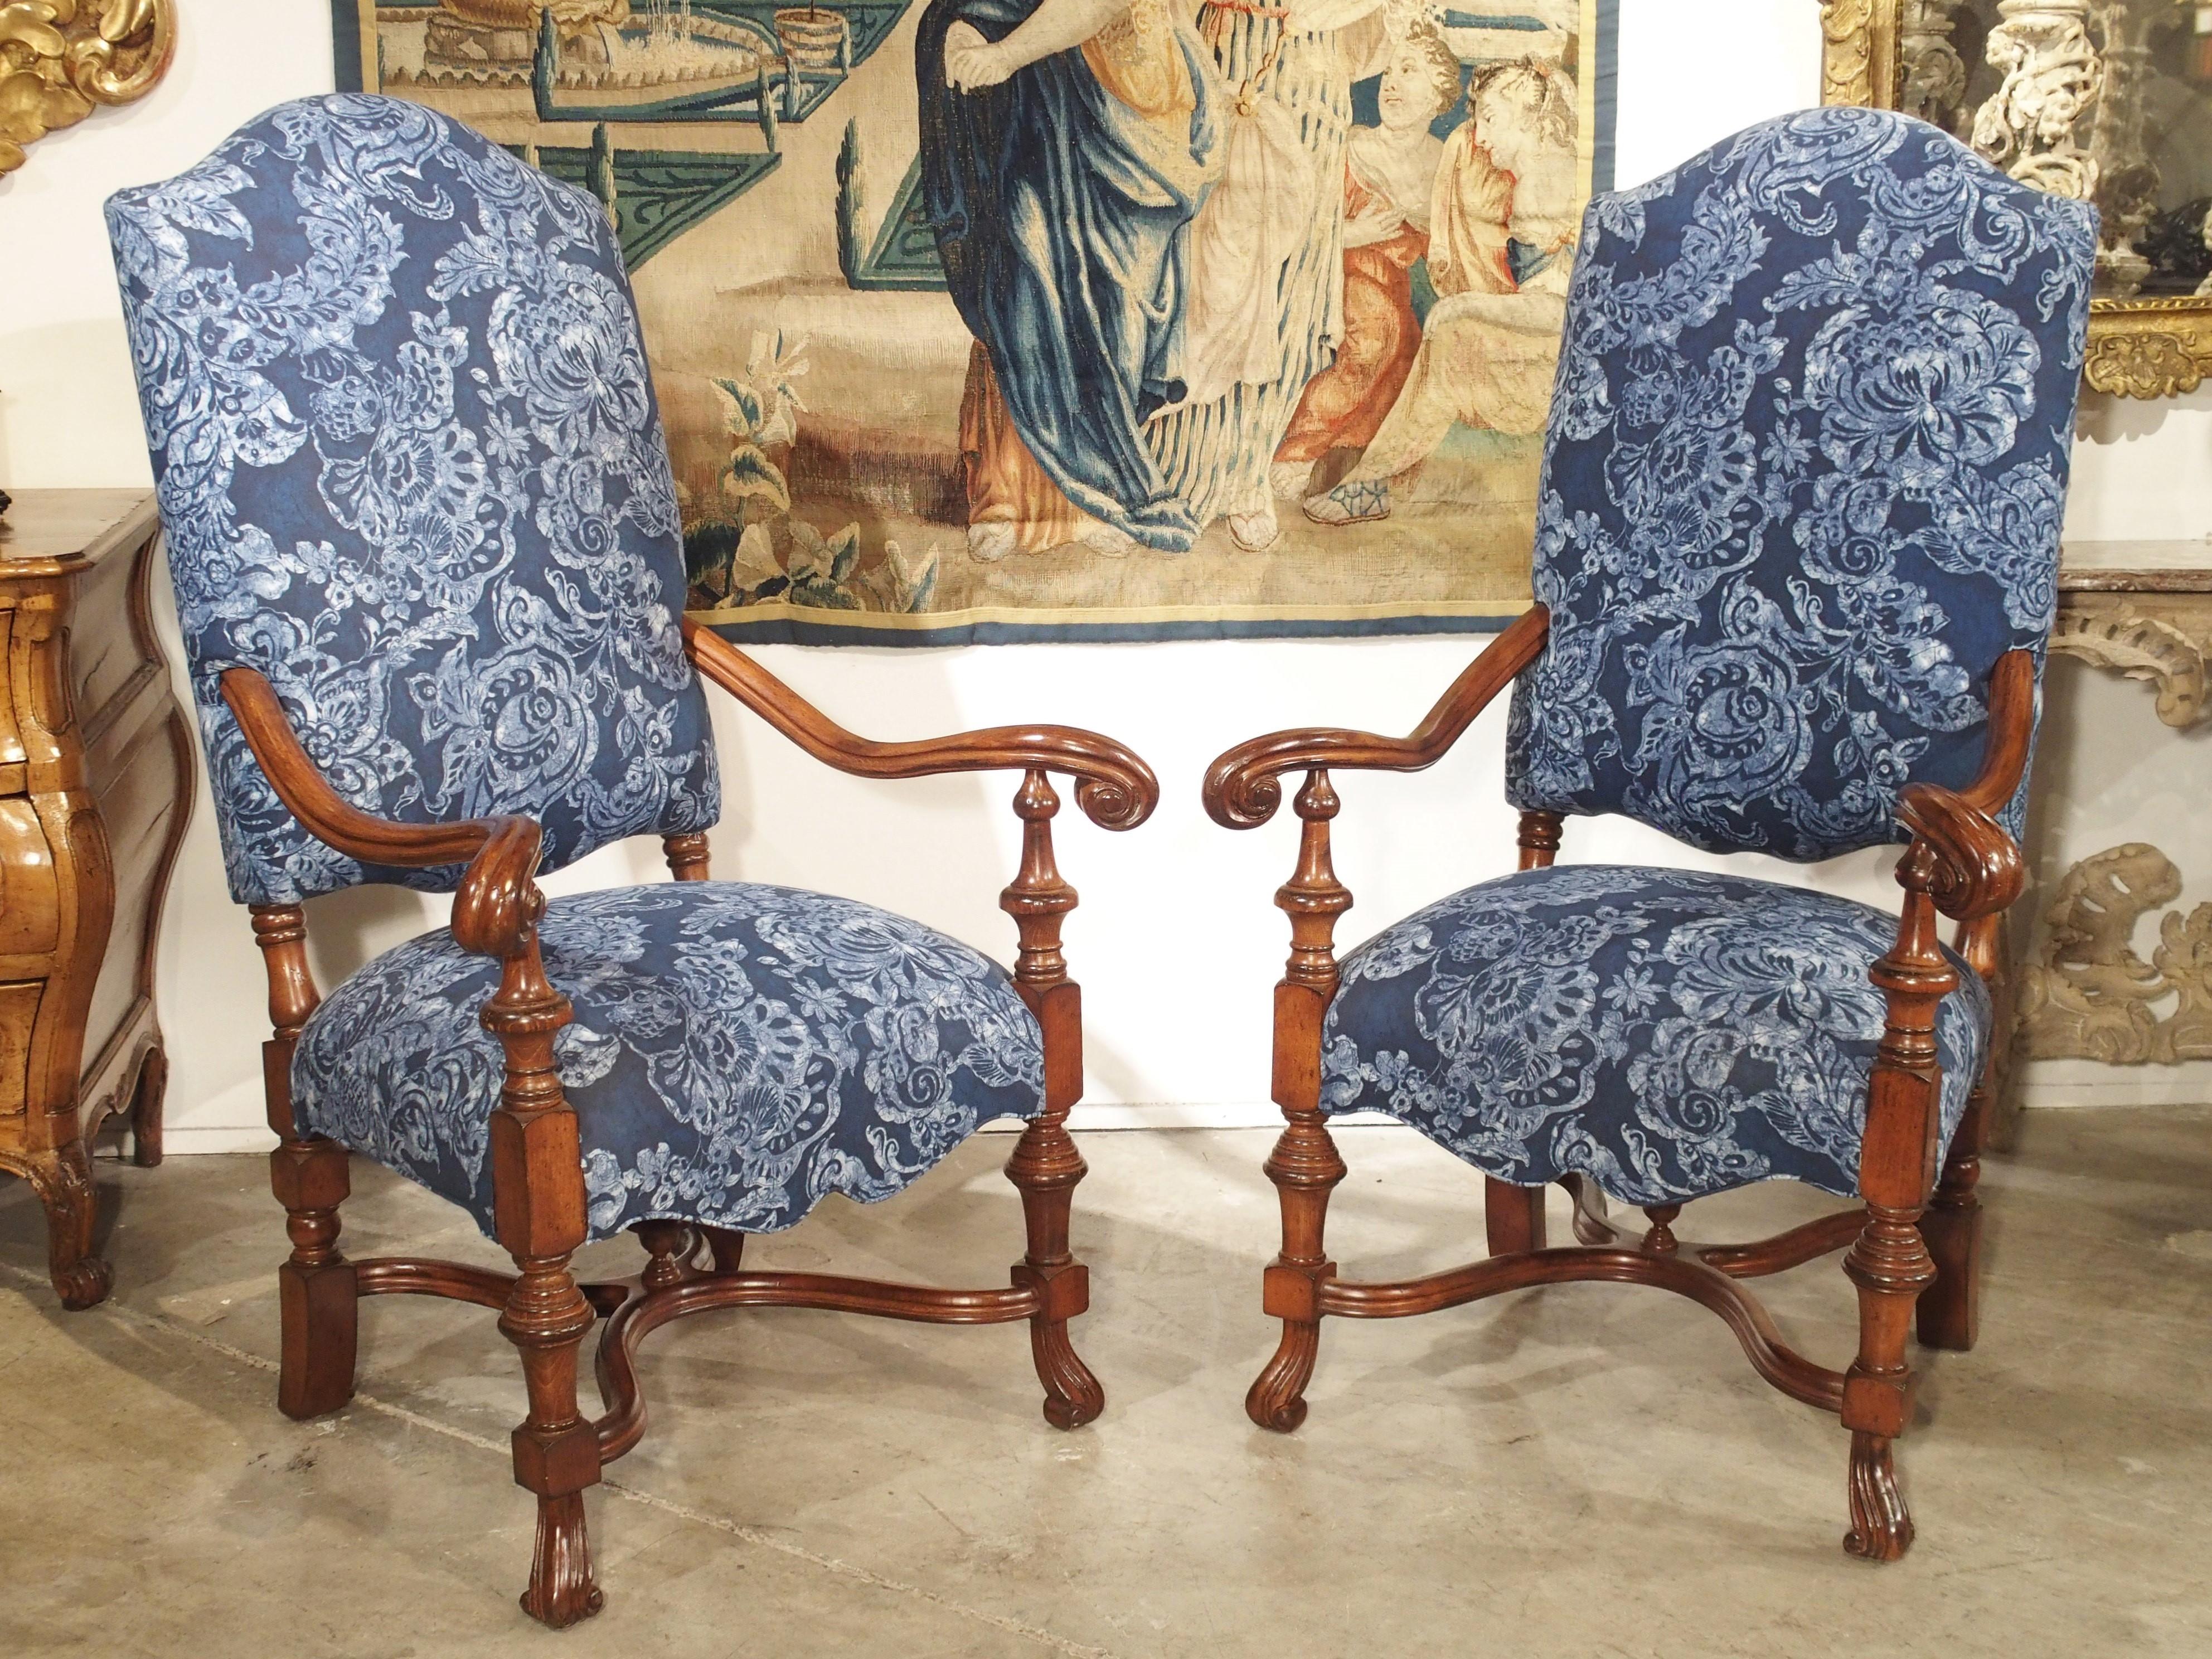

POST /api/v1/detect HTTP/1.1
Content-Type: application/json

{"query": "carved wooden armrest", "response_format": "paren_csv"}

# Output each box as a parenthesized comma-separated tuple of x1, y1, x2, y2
(682, 619, 1157, 831)
(1896, 785, 2023, 923)
(1201, 607, 1550, 829)
(220, 667, 547, 959)
(1891, 649, 2036, 923)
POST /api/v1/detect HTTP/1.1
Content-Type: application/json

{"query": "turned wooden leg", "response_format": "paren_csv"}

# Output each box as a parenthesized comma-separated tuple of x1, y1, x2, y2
(1918, 1074, 1988, 1353)
(1006, 1105, 1104, 1430)
(253, 905, 353, 1417)
(1841, 1200, 1935, 1561)
(503, 1254, 603, 1627)
(271, 1135, 357, 1420)
(1842, 852, 1958, 1561)
(1248, 1113, 1346, 1433)
(997, 780, 1104, 1434)
(1249, 772, 1354, 1435)
(22, 1142, 110, 1309)
(634, 1220, 694, 1292)
(458, 890, 609, 1627)
(130, 1046, 167, 1168)
(1484, 1177, 1548, 1255)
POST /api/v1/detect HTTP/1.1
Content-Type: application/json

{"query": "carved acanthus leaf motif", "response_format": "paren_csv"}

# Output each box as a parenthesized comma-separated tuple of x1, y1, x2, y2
(2019, 844, 2212, 1065)
(0, 0, 174, 177)
(1900, 0, 1969, 127)
(2051, 598, 2211, 727)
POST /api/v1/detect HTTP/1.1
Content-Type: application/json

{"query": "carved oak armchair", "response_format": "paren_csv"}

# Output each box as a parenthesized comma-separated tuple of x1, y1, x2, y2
(1205, 108, 2095, 1558)
(106, 94, 1154, 1627)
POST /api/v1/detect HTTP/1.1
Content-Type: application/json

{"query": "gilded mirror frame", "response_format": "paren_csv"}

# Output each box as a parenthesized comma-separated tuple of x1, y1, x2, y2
(0, 1, 176, 177)
(1820, 0, 2212, 399)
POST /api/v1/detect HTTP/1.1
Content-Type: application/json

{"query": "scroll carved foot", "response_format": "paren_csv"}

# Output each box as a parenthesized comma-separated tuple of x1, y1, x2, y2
(1029, 1316, 1105, 1430)
(1249, 1113, 1341, 1434)
(520, 1491, 603, 1628)
(50, 1248, 113, 1311)
(1245, 1320, 1321, 1433)
(1844, 1430, 1914, 1562)
(1005, 1105, 1102, 1430)
(23, 1144, 110, 1310)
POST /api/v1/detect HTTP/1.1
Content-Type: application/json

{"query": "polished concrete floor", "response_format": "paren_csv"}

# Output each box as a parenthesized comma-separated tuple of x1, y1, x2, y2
(3, 1113, 2210, 1658)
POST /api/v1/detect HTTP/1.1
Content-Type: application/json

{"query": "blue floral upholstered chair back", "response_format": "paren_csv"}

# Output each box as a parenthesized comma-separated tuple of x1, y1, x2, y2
(105, 94, 720, 906)
(1505, 106, 2097, 862)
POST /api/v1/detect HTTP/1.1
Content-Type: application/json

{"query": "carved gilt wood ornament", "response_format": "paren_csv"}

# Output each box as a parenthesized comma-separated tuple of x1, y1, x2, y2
(1821, 0, 2212, 397)
(2051, 590, 2212, 727)
(0, 0, 174, 177)
(2018, 843, 2212, 1063)
(2022, 583, 2212, 1066)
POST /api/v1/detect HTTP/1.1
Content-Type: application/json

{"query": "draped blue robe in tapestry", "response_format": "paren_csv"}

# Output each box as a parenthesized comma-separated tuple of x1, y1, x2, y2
(918, 0, 1220, 551)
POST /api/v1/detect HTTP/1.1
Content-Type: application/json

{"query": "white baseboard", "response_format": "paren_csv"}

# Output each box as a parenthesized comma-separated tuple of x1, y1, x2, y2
(1063, 1103, 1283, 1131)
(2013, 1076, 2212, 1110)
(1041, 1105, 1401, 1132)
(137, 1124, 279, 1156)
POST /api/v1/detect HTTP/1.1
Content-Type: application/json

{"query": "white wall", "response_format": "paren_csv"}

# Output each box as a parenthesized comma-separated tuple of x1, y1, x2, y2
(0, 3, 2203, 1149)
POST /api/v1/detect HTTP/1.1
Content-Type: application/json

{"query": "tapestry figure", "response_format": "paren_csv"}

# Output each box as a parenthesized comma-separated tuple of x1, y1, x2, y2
(1273, 25, 1463, 499)
(1307, 55, 1580, 526)
(921, 0, 1221, 559)
(1141, 0, 1396, 553)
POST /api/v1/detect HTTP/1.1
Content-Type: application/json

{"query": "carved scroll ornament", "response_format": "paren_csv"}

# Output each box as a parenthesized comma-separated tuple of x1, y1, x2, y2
(2078, 299, 2212, 397)
(2051, 595, 2212, 728)
(1821, 0, 1902, 106)
(1900, 0, 1970, 123)
(0, 0, 174, 177)
(2019, 844, 2212, 1064)
(1970, 0, 2104, 200)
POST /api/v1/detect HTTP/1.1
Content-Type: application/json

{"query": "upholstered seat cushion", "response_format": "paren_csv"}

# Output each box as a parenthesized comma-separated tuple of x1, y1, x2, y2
(293, 882, 1043, 1241)
(1320, 865, 1990, 1206)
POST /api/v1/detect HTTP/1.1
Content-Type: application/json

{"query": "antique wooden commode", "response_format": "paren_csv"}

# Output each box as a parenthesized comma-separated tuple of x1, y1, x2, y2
(0, 490, 192, 1307)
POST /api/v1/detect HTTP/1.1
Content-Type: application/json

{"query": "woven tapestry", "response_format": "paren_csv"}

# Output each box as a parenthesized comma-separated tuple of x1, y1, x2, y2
(334, 0, 1617, 643)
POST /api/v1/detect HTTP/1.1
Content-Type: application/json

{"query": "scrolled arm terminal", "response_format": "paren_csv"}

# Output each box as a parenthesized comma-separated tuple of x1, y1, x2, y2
(1891, 649, 2037, 923)
(1204, 606, 1550, 830)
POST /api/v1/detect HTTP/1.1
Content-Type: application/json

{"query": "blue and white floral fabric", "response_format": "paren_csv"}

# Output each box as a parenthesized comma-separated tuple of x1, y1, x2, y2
(106, 94, 719, 905)
(1505, 108, 2096, 861)
(1321, 867, 1989, 1205)
(293, 883, 1044, 1241)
